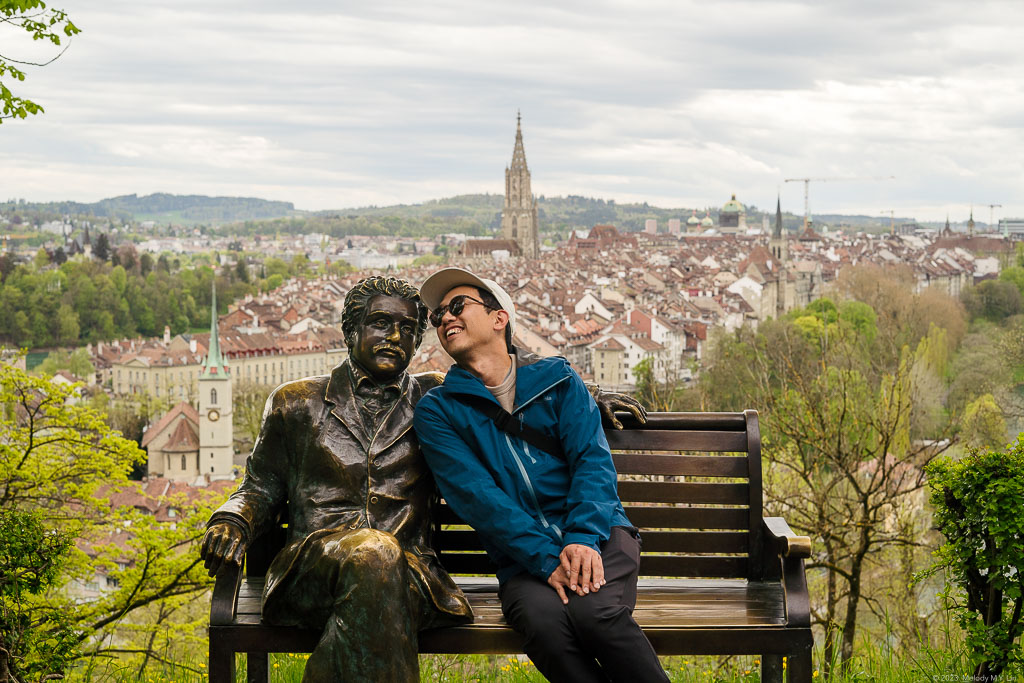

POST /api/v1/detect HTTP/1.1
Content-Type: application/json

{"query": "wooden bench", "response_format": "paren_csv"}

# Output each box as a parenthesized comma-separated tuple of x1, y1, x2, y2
(209, 410, 813, 682)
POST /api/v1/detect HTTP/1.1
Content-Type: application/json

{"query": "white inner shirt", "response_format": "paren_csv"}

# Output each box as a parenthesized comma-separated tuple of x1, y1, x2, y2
(485, 354, 517, 413)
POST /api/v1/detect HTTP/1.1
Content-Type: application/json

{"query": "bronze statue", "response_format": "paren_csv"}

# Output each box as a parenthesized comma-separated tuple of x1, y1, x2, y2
(201, 275, 644, 682)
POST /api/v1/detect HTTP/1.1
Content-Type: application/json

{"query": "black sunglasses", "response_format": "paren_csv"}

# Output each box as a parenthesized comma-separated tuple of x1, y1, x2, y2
(429, 295, 492, 327)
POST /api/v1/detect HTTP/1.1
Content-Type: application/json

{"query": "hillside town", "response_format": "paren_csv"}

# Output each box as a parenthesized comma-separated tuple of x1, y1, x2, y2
(8, 119, 1011, 488)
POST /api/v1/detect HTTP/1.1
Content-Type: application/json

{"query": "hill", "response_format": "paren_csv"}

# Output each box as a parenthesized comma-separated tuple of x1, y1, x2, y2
(4, 193, 297, 225)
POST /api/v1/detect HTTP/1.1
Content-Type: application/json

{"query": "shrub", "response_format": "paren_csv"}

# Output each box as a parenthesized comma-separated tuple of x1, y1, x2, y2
(924, 439, 1024, 681)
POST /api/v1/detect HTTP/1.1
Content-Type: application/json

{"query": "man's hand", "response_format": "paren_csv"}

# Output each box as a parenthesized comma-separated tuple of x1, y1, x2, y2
(594, 389, 648, 430)
(201, 521, 247, 578)
(547, 565, 574, 605)
(561, 543, 605, 596)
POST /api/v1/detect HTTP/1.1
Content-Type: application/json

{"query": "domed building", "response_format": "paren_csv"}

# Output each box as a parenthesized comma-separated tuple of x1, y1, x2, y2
(686, 210, 701, 234)
(719, 194, 747, 233)
(701, 212, 714, 230)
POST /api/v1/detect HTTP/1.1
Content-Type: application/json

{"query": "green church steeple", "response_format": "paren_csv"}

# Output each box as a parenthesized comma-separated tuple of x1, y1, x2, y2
(201, 280, 228, 377)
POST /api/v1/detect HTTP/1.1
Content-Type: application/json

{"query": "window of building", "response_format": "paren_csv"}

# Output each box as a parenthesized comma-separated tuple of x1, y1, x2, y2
(180, 454, 186, 470)
(210, 388, 217, 404)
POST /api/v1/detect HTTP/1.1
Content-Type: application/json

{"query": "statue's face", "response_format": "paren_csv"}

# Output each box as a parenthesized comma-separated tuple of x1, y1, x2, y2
(350, 295, 419, 381)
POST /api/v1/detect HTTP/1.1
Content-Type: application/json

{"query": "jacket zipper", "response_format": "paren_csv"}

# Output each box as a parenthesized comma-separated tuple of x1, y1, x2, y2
(504, 433, 562, 541)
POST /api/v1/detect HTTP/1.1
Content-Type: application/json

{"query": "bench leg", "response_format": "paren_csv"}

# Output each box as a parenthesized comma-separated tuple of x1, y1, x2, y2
(247, 652, 269, 683)
(786, 649, 813, 683)
(761, 655, 783, 683)
(209, 635, 234, 683)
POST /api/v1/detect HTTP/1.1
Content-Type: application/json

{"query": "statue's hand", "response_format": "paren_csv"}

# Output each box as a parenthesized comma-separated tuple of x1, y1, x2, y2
(595, 390, 647, 430)
(201, 521, 247, 578)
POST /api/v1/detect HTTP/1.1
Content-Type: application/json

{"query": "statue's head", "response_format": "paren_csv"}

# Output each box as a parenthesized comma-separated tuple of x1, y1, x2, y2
(342, 276, 428, 381)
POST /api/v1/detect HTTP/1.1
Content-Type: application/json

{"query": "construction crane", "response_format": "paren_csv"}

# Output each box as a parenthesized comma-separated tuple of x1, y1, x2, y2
(881, 209, 895, 234)
(784, 176, 895, 231)
(988, 203, 1002, 233)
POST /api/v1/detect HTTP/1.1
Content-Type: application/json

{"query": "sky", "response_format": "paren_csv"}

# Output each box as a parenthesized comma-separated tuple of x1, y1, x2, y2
(3, 0, 1023, 224)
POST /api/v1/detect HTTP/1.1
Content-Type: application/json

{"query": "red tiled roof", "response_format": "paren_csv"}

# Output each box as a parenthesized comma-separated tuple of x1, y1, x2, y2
(141, 402, 199, 448)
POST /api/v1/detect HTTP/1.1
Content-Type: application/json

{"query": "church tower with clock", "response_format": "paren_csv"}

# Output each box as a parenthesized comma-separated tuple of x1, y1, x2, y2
(501, 112, 540, 259)
(198, 282, 234, 480)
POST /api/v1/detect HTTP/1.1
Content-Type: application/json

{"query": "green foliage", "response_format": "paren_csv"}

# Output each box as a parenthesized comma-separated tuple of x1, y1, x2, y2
(0, 361, 222, 675)
(0, 258, 254, 347)
(960, 394, 1007, 450)
(962, 280, 1022, 322)
(0, 508, 78, 681)
(702, 298, 956, 675)
(36, 347, 94, 378)
(0, 0, 80, 123)
(924, 439, 1024, 680)
(999, 266, 1024, 297)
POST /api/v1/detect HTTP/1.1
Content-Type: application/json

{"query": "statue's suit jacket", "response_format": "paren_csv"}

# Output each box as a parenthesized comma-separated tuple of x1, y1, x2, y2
(209, 360, 473, 625)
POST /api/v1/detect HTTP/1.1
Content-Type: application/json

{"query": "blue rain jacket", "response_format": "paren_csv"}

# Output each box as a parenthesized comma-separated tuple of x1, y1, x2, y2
(413, 349, 631, 583)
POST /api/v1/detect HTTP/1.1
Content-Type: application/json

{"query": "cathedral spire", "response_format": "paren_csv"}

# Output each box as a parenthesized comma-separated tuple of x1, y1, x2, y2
(773, 195, 783, 239)
(501, 112, 539, 259)
(202, 279, 228, 377)
(510, 111, 528, 174)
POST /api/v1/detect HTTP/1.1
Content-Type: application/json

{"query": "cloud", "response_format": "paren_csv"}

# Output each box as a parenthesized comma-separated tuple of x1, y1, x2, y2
(3, 0, 1023, 222)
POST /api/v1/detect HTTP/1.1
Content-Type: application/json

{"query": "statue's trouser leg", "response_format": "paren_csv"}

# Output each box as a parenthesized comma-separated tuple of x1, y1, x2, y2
(498, 526, 668, 683)
(263, 528, 422, 683)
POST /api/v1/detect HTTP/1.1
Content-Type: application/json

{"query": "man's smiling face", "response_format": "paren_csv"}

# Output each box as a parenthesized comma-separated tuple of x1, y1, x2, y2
(436, 285, 500, 360)
(351, 295, 419, 381)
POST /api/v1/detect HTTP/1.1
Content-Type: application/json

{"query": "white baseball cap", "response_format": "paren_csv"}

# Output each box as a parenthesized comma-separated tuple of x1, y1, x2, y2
(420, 267, 516, 338)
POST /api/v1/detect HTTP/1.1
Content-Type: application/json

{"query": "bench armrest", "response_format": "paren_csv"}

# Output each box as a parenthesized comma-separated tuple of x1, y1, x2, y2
(210, 558, 243, 626)
(763, 517, 811, 559)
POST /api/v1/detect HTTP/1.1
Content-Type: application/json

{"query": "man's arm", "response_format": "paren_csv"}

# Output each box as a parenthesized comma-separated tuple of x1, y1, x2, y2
(414, 395, 563, 582)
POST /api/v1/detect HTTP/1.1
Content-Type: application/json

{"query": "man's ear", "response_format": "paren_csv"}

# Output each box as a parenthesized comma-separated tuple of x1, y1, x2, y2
(493, 309, 510, 334)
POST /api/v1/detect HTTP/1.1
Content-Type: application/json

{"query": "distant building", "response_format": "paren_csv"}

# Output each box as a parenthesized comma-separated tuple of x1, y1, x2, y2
(142, 283, 235, 483)
(501, 113, 540, 259)
(719, 194, 747, 233)
(645, 219, 657, 235)
(999, 217, 1024, 240)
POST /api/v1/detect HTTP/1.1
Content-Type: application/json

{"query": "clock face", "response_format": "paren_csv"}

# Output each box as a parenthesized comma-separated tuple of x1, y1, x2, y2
(208, 409, 220, 422)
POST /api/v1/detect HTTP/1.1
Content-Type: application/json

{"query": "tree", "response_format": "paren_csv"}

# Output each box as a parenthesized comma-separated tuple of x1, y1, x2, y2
(92, 232, 110, 261)
(632, 357, 700, 412)
(35, 346, 92, 378)
(924, 440, 1024, 681)
(702, 302, 955, 677)
(233, 381, 274, 452)
(0, 508, 77, 681)
(0, 361, 222, 678)
(962, 280, 1022, 322)
(960, 394, 1007, 450)
(0, 0, 80, 123)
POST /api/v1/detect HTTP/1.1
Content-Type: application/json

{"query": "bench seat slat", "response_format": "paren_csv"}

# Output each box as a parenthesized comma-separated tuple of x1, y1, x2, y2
(612, 453, 749, 477)
(223, 576, 786, 643)
(606, 429, 748, 452)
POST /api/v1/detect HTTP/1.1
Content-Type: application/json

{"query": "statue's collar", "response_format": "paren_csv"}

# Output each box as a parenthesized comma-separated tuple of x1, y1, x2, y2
(324, 359, 409, 407)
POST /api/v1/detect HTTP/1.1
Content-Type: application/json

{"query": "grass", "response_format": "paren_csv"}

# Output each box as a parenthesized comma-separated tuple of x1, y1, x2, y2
(65, 645, 1024, 682)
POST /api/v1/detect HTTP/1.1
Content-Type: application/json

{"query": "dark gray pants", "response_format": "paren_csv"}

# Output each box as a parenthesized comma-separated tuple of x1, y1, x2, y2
(498, 526, 669, 683)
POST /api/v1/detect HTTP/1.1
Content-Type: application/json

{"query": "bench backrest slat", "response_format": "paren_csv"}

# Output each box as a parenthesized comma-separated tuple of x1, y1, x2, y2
(612, 453, 748, 477)
(437, 410, 766, 581)
(617, 481, 749, 505)
(605, 429, 748, 452)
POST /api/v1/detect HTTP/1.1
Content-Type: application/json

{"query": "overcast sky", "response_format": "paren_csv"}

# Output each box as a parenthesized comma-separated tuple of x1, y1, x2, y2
(3, 0, 1022, 223)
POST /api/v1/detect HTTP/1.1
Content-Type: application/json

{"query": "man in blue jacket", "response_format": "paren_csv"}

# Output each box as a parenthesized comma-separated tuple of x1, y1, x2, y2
(413, 268, 668, 683)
